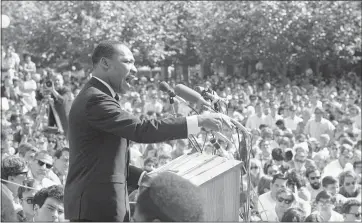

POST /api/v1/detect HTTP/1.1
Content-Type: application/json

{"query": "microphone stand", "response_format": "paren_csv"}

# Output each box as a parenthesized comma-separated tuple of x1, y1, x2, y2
(167, 95, 202, 154)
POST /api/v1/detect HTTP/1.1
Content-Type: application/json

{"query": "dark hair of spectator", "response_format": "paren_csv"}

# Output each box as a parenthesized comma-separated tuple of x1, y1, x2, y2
(263, 160, 276, 175)
(144, 157, 157, 166)
(136, 172, 204, 221)
(322, 176, 338, 188)
(1, 156, 27, 180)
(33, 185, 64, 209)
(315, 190, 335, 203)
(286, 170, 306, 190)
(54, 147, 70, 159)
(10, 114, 20, 122)
(305, 166, 318, 178)
(280, 207, 306, 222)
(272, 173, 287, 184)
(271, 148, 284, 161)
(18, 179, 36, 200)
(304, 213, 324, 222)
(275, 119, 285, 126)
(91, 40, 125, 66)
(341, 199, 361, 214)
(257, 175, 272, 195)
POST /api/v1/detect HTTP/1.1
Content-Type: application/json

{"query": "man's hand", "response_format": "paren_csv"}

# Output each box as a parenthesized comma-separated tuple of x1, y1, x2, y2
(197, 113, 234, 132)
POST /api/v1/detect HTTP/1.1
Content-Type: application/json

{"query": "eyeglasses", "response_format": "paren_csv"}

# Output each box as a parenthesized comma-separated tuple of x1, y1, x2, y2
(13, 171, 28, 176)
(277, 197, 293, 204)
(345, 181, 356, 187)
(310, 176, 321, 180)
(37, 160, 52, 169)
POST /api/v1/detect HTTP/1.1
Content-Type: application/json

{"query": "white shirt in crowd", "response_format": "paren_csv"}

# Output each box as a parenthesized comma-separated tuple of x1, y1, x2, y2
(264, 114, 283, 129)
(284, 116, 303, 131)
(246, 114, 266, 130)
(257, 191, 277, 221)
(322, 160, 354, 179)
(304, 117, 335, 140)
(306, 183, 323, 202)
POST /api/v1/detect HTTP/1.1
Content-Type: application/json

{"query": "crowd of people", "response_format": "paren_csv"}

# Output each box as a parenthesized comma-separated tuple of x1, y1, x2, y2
(1, 44, 361, 222)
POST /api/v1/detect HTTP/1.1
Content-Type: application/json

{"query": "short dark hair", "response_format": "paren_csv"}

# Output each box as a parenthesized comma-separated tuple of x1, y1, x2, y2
(275, 119, 285, 126)
(33, 185, 64, 209)
(54, 147, 70, 159)
(136, 172, 204, 221)
(272, 173, 287, 184)
(315, 190, 334, 203)
(280, 207, 306, 222)
(322, 176, 338, 188)
(91, 40, 125, 66)
(271, 148, 284, 161)
(1, 156, 27, 180)
(341, 199, 361, 214)
(18, 179, 36, 200)
(144, 157, 157, 166)
(305, 166, 318, 178)
(286, 170, 306, 190)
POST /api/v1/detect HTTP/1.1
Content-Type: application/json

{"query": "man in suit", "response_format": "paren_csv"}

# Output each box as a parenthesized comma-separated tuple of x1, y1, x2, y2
(64, 40, 233, 222)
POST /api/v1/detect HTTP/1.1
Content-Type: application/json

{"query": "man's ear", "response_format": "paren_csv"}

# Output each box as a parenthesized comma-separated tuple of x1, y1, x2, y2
(100, 58, 110, 70)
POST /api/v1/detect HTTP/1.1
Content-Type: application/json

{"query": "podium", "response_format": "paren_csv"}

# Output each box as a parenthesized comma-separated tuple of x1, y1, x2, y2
(150, 152, 243, 221)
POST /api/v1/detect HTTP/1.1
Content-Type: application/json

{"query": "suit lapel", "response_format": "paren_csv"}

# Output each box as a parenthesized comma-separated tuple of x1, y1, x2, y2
(88, 77, 114, 98)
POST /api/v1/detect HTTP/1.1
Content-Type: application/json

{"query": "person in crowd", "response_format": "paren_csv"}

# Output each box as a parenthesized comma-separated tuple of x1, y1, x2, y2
(353, 160, 362, 185)
(304, 106, 335, 141)
(312, 190, 344, 221)
(39, 73, 73, 138)
(284, 105, 303, 132)
(338, 170, 361, 200)
(17, 179, 37, 222)
(265, 101, 282, 129)
(29, 151, 58, 190)
(132, 172, 204, 221)
(321, 176, 347, 210)
(157, 154, 172, 167)
(322, 143, 354, 178)
(257, 175, 272, 196)
(305, 167, 323, 202)
(52, 147, 70, 185)
(280, 207, 306, 222)
(143, 157, 157, 172)
(257, 173, 287, 221)
(33, 185, 65, 222)
(21, 53, 36, 75)
(274, 188, 298, 221)
(17, 143, 39, 164)
(246, 102, 266, 130)
(288, 146, 315, 176)
(1, 155, 29, 213)
(1, 186, 18, 222)
(19, 71, 38, 113)
(341, 199, 361, 222)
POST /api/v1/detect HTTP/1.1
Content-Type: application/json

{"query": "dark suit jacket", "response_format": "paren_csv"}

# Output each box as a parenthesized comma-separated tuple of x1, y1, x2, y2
(64, 77, 188, 222)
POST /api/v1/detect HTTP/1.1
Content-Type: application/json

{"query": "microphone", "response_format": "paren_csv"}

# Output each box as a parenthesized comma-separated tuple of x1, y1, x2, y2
(210, 138, 221, 150)
(203, 91, 228, 105)
(159, 81, 176, 97)
(174, 84, 211, 108)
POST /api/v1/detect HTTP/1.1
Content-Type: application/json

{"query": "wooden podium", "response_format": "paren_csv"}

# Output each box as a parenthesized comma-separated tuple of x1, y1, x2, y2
(150, 152, 243, 221)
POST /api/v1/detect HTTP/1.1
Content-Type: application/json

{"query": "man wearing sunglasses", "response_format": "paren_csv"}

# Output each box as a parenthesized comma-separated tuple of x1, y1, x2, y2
(17, 179, 37, 222)
(29, 151, 57, 190)
(342, 199, 361, 222)
(1, 155, 28, 214)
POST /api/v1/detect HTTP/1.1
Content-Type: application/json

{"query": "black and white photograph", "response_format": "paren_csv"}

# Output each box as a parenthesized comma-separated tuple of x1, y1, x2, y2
(1, 1, 361, 222)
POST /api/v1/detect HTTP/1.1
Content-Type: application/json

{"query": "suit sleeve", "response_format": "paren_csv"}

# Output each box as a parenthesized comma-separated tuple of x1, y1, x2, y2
(85, 94, 188, 143)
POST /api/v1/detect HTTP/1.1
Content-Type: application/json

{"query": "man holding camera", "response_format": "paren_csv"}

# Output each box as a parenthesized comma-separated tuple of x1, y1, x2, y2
(39, 73, 73, 138)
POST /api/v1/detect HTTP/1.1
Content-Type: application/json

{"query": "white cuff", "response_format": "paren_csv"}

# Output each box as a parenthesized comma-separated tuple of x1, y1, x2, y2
(186, 115, 201, 135)
(138, 171, 147, 186)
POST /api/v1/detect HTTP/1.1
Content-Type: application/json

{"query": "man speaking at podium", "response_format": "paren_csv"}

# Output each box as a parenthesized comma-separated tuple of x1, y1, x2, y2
(64, 41, 233, 222)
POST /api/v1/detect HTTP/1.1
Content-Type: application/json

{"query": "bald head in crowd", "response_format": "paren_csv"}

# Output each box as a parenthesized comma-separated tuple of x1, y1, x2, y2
(133, 172, 205, 222)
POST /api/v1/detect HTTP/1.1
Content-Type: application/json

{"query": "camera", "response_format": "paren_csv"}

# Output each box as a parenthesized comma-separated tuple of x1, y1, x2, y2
(45, 80, 53, 88)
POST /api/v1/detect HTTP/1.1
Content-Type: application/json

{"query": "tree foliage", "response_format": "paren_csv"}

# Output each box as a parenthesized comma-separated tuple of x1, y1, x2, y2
(2, 1, 361, 74)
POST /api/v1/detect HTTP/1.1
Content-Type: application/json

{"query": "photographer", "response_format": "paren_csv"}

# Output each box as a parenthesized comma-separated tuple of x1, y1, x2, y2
(38, 73, 73, 139)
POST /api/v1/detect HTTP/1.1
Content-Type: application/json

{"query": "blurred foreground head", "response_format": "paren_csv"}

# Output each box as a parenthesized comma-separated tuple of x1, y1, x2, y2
(133, 172, 204, 222)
